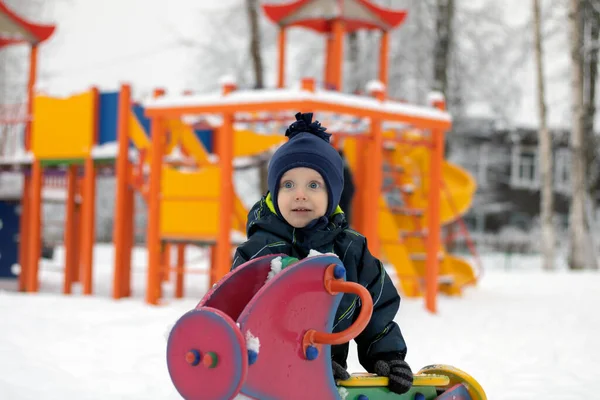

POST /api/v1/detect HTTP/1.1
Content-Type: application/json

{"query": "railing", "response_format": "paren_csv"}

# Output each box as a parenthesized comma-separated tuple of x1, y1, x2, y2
(0, 103, 29, 124)
(0, 103, 28, 159)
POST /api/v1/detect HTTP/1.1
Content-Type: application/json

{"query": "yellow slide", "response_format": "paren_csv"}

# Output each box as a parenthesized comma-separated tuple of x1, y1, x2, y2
(344, 133, 478, 297)
(383, 144, 478, 297)
(393, 146, 475, 225)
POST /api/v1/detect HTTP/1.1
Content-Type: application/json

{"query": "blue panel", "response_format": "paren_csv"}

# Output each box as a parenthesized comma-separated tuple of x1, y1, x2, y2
(195, 129, 214, 153)
(98, 92, 119, 145)
(0, 201, 20, 279)
(132, 103, 151, 135)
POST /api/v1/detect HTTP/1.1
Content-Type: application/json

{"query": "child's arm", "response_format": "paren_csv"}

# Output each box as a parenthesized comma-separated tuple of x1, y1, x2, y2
(353, 242, 408, 372)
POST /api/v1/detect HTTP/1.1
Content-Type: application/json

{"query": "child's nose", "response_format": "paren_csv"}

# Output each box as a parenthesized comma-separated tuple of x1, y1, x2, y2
(294, 188, 307, 200)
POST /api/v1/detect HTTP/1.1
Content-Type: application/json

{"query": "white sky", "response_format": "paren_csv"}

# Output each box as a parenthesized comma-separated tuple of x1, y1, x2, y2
(31, 0, 239, 97)
(3, 0, 574, 128)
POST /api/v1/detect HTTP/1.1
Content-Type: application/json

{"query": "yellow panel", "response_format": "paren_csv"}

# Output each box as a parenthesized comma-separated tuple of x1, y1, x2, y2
(161, 166, 219, 237)
(162, 165, 220, 198)
(161, 197, 247, 240)
(161, 200, 220, 238)
(160, 165, 247, 239)
(234, 129, 285, 157)
(32, 91, 95, 159)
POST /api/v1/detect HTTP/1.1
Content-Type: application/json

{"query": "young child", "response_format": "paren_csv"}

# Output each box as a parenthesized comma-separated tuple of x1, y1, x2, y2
(231, 112, 413, 394)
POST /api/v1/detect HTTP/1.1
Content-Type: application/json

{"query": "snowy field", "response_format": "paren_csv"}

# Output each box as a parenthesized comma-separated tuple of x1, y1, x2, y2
(1, 244, 599, 400)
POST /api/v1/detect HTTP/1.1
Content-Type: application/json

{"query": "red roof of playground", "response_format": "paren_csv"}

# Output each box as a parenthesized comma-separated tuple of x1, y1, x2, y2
(262, 0, 407, 33)
(0, 0, 55, 48)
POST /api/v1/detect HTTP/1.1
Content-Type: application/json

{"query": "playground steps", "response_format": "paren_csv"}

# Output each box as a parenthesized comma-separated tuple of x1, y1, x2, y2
(381, 143, 479, 298)
(409, 252, 444, 261)
(398, 184, 416, 194)
(400, 229, 427, 238)
(388, 206, 424, 217)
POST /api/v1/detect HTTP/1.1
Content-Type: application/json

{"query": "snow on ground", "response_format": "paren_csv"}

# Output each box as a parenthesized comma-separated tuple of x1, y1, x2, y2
(1, 245, 599, 400)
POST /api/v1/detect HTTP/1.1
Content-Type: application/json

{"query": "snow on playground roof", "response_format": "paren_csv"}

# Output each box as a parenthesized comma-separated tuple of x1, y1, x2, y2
(144, 88, 452, 125)
(263, 0, 407, 32)
(91, 142, 138, 162)
(0, 149, 33, 165)
(0, 1, 55, 47)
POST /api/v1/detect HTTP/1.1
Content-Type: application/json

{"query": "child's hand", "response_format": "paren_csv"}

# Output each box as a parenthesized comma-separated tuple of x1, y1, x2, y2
(331, 360, 350, 381)
(373, 357, 413, 394)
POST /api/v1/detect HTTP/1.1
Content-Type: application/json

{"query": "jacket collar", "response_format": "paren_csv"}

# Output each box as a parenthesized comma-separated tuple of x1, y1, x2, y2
(246, 193, 347, 253)
(264, 192, 343, 218)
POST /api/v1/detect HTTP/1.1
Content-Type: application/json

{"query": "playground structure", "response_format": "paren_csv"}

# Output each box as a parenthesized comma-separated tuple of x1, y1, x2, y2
(0, 0, 483, 313)
(166, 253, 487, 399)
(141, 0, 481, 312)
(0, 0, 56, 285)
(10, 83, 286, 298)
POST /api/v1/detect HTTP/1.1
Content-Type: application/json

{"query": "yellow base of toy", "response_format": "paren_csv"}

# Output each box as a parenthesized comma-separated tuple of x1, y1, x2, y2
(338, 372, 450, 387)
(418, 364, 487, 400)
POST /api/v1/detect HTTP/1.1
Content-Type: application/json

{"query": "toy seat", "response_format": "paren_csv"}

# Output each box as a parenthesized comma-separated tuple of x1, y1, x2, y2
(199, 254, 282, 321)
(166, 254, 373, 400)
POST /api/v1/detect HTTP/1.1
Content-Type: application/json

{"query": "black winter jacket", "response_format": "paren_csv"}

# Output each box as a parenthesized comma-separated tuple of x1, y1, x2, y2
(231, 194, 408, 372)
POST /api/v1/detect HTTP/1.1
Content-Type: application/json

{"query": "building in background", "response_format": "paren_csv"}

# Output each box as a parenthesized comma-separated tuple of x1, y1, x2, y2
(448, 117, 599, 252)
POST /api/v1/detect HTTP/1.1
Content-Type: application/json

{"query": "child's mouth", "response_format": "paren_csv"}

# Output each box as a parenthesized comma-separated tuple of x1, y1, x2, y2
(292, 208, 311, 212)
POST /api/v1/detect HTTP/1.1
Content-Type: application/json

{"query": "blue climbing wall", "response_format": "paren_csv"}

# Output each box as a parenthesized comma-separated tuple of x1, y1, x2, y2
(98, 91, 119, 145)
(0, 201, 19, 279)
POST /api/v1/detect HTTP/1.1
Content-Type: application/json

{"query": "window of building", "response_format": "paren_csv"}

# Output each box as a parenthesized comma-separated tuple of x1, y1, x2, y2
(449, 143, 490, 188)
(476, 143, 489, 188)
(511, 145, 539, 189)
(554, 147, 570, 194)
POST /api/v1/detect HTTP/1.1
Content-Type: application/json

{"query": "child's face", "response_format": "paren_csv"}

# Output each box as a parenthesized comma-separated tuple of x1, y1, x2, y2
(277, 167, 328, 228)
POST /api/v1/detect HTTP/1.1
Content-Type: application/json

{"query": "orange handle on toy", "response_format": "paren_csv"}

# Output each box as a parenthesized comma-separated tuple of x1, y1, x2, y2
(302, 264, 374, 353)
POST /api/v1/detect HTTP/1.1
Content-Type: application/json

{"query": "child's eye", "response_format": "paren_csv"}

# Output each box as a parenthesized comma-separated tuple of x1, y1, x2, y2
(282, 181, 294, 189)
(309, 181, 321, 189)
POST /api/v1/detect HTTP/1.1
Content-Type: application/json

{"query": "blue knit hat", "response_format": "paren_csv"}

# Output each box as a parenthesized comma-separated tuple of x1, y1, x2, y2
(268, 112, 344, 219)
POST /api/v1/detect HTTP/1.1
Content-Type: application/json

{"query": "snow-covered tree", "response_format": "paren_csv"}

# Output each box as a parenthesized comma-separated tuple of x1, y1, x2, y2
(533, 0, 555, 270)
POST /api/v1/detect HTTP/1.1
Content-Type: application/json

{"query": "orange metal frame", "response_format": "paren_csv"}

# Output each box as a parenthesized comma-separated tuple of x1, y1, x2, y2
(18, 45, 38, 293)
(111, 85, 200, 303)
(139, 2, 453, 312)
(138, 8, 452, 312)
(112, 85, 136, 299)
(144, 77, 450, 312)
